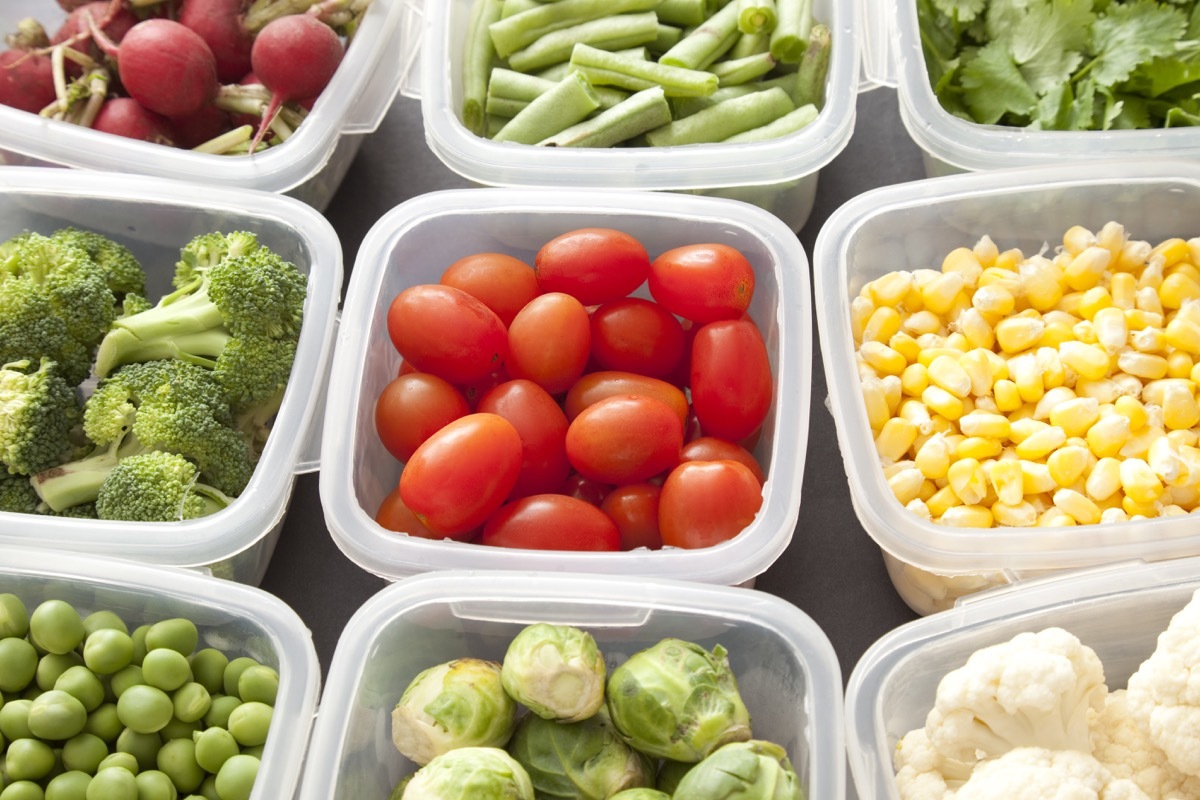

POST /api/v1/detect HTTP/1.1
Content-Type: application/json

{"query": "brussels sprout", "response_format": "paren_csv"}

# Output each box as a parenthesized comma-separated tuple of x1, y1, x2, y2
(672, 740, 801, 800)
(401, 747, 534, 799)
(388, 773, 412, 800)
(391, 659, 517, 766)
(610, 791, 672, 800)
(507, 709, 654, 799)
(500, 623, 606, 723)
(606, 639, 751, 762)
(656, 759, 694, 794)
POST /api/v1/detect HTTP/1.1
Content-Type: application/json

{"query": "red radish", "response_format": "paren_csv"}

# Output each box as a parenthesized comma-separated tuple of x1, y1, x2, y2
(179, 0, 255, 83)
(53, 1, 139, 53)
(92, 96, 176, 145)
(0, 49, 55, 114)
(93, 19, 219, 119)
(168, 103, 231, 148)
(248, 14, 342, 151)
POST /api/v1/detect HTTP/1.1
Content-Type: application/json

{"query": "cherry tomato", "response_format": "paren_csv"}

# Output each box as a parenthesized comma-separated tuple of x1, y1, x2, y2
(560, 473, 612, 507)
(535, 228, 651, 305)
(648, 243, 755, 324)
(564, 371, 689, 427)
(440, 252, 540, 327)
(589, 297, 686, 378)
(507, 292, 591, 394)
(481, 495, 621, 551)
(376, 488, 476, 542)
(690, 319, 772, 442)
(680, 437, 765, 485)
(659, 460, 763, 549)
(399, 413, 523, 536)
(387, 284, 508, 385)
(374, 373, 471, 462)
(601, 484, 662, 551)
(457, 366, 510, 410)
(566, 394, 683, 484)
(477, 379, 571, 498)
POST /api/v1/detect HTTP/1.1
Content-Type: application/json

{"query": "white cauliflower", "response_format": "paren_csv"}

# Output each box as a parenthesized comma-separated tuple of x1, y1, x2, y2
(894, 728, 973, 800)
(1089, 689, 1200, 800)
(924, 628, 1108, 764)
(1125, 589, 1200, 778)
(950, 747, 1150, 800)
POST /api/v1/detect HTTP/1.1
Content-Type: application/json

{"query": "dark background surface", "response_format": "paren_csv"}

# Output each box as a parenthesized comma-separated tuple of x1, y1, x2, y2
(259, 86, 928, 686)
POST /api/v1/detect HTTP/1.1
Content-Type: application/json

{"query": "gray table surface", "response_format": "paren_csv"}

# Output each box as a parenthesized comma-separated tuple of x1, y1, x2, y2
(260, 86, 928, 686)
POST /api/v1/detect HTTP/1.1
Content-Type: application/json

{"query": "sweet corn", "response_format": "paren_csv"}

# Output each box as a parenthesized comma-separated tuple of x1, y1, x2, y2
(1115, 395, 1149, 430)
(1117, 350, 1169, 380)
(1078, 287, 1113, 320)
(1117, 239, 1153, 274)
(914, 434, 952, 480)
(1053, 488, 1102, 525)
(994, 380, 1023, 412)
(955, 308, 996, 350)
(939, 504, 994, 528)
(861, 378, 891, 432)
(1020, 257, 1064, 311)
(882, 460, 916, 480)
(942, 246, 983, 284)
(945, 331, 971, 352)
(1021, 460, 1060, 495)
(989, 459, 1025, 506)
(1126, 309, 1165, 332)
(1049, 397, 1101, 438)
(875, 417, 920, 464)
(1168, 351, 1195, 379)
(974, 235, 1000, 267)
(1122, 495, 1162, 518)
(1170, 429, 1199, 447)
(1085, 413, 1131, 459)
(888, 468, 926, 505)
(1048, 445, 1091, 487)
(850, 295, 875, 344)
(1064, 246, 1112, 292)
(972, 283, 1016, 317)
(1160, 382, 1200, 431)
(1073, 319, 1099, 344)
(1009, 353, 1046, 403)
(1063, 225, 1097, 256)
(899, 399, 935, 433)
(881, 375, 903, 416)
(926, 485, 963, 517)
(1111, 272, 1137, 309)
(1093, 306, 1128, 355)
(1120, 457, 1165, 504)
(1086, 457, 1123, 501)
(1016, 425, 1068, 460)
(1075, 378, 1124, 403)
(902, 310, 943, 337)
(905, 498, 933, 521)
(926, 354, 971, 399)
(860, 341, 907, 376)
(957, 437, 1004, 460)
(1037, 347, 1067, 389)
(864, 307, 905, 346)
(901, 363, 929, 397)
(868, 270, 914, 308)
(1058, 341, 1111, 381)
(1131, 327, 1168, 354)
(995, 314, 1045, 354)
(947, 457, 988, 505)
(1120, 424, 1166, 460)
(889, 332, 923, 365)
(1037, 507, 1078, 527)
(922, 272, 967, 315)
(923, 385, 965, 421)
(992, 500, 1037, 527)
(958, 411, 1011, 439)
(959, 349, 997, 397)
(1138, 259, 1164, 291)
(1100, 507, 1130, 523)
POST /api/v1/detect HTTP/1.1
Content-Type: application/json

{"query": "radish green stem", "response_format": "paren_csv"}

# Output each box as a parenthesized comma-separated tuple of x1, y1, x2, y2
(506, 13, 660, 73)
(487, 0, 662, 58)
(710, 51, 775, 85)
(569, 42, 718, 97)
(51, 44, 69, 111)
(721, 100, 815, 141)
(538, 85, 671, 146)
(769, 0, 812, 62)
(643, 84, 793, 145)
(493, 71, 599, 143)
(463, 0, 504, 136)
(659, 0, 740, 69)
(243, 0, 320, 33)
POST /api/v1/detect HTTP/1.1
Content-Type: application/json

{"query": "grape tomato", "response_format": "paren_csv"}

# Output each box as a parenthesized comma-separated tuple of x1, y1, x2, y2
(565, 394, 683, 485)
(375, 373, 470, 463)
(481, 495, 621, 551)
(659, 460, 764, 549)
(589, 297, 686, 378)
(440, 252, 540, 327)
(386, 284, 508, 385)
(535, 228, 651, 305)
(648, 243, 755, 324)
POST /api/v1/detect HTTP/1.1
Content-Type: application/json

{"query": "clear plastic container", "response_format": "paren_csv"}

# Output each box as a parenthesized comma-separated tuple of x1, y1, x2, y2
(396, 0, 862, 230)
(0, 167, 342, 585)
(845, 557, 1200, 800)
(0, 544, 321, 800)
(297, 570, 844, 800)
(812, 160, 1200, 615)
(319, 187, 810, 585)
(0, 0, 415, 211)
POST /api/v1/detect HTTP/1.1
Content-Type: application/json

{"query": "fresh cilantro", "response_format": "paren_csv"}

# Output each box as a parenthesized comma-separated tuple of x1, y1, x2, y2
(934, 0, 988, 22)
(1088, 0, 1187, 86)
(961, 40, 1039, 122)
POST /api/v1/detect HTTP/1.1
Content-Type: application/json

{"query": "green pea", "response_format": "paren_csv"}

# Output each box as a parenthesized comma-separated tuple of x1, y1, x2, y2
(186, 652, 227, 697)
(28, 691, 87, 741)
(225, 703, 271, 748)
(213, 755, 258, 800)
(116, 686, 173, 735)
(191, 729, 237, 775)
(201, 697, 240, 731)
(0, 781, 44, 800)
(54, 668, 105, 714)
(0, 700, 34, 741)
(0, 596, 29, 639)
(109, 666, 144, 699)
(219, 660, 256, 701)
(36, 654, 84, 692)
(116, 728, 161, 773)
(130, 627, 151, 668)
(29, 602, 85, 656)
(170, 685, 209, 725)
(82, 612, 127, 639)
(83, 630, 134, 677)
(83, 704, 122, 743)
(237, 746, 263, 760)
(157, 718, 198, 744)
(196, 777, 218, 800)
(95, 752, 137, 774)
(19, 687, 41, 702)
(133, 771, 176, 800)
(141, 652, 190, 694)
(234, 667, 276, 707)
(143, 622, 197, 659)
(156, 740, 204, 795)
(61, 733, 107, 774)
(5, 738, 55, 781)
(45, 770, 92, 800)
(85, 766, 137, 800)
(0, 640, 37, 694)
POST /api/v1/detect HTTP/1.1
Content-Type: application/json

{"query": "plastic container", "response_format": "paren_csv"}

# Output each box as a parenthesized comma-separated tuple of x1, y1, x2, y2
(0, 544, 321, 800)
(0, 0, 415, 211)
(0, 167, 342, 585)
(813, 160, 1200, 616)
(845, 557, 1200, 800)
(298, 570, 844, 800)
(319, 187, 810, 585)
(396, 0, 862, 230)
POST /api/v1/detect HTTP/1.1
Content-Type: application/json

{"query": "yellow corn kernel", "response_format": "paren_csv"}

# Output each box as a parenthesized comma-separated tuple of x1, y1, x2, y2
(914, 434, 951, 481)
(947, 457, 987, 505)
(922, 385, 965, 421)
(1148, 435, 1189, 486)
(1152, 237, 1191, 269)
(1037, 507, 1078, 527)
(1064, 246, 1112, 292)
(939, 505, 994, 528)
(905, 498, 933, 521)
(1019, 461, 1057, 495)
(954, 308, 995, 350)
(926, 485, 963, 517)
(1168, 351, 1195, 380)
(1120, 457, 1166, 505)
(1078, 286, 1113, 320)
(898, 399, 935, 433)
(958, 411, 1011, 439)
(850, 295, 875, 344)
(995, 315, 1045, 354)
(1085, 457, 1122, 501)
(1085, 413, 1132, 459)
(1020, 257, 1064, 312)
(1092, 306, 1128, 355)
(860, 341, 907, 376)
(942, 246, 983, 284)
(1166, 317, 1200, 355)
(1115, 395, 1150, 431)
(862, 306, 902, 344)
(973, 396, 1001, 414)
(1075, 378, 1123, 403)
(1063, 225, 1097, 256)
(875, 417, 920, 464)
(919, 479, 938, 502)
(971, 283, 1016, 317)
(992, 500, 1038, 527)
(1047, 445, 1090, 488)
(1040, 320, 1076, 349)
(927, 354, 972, 399)
(1131, 327, 1167, 354)
(882, 460, 916, 480)
(1100, 507, 1131, 524)
(1005, 354, 1043, 404)
(888, 468, 926, 505)
(881, 375, 903, 415)
(1116, 350, 1169, 381)
(1057, 341, 1111, 382)
(1161, 383, 1200, 431)
(1010, 417, 1050, 443)
(1126, 309, 1165, 331)
(1139, 258, 1165, 291)
(1188, 238, 1200, 267)
(1139, 284, 1166, 313)
(944, 331, 970, 352)
(1161, 504, 1190, 517)
(977, 266, 1023, 294)
(900, 310, 941, 337)
(1120, 425, 1166, 460)
(993, 379, 1022, 413)
(987, 459, 1024, 506)
(1053, 488, 1102, 525)
(861, 378, 891, 432)
(900, 363, 929, 397)
(1123, 495, 1162, 518)
(921, 272, 967, 315)
(1015, 425, 1068, 460)
(1049, 397, 1101, 438)
(1073, 319, 1099, 345)
(958, 349, 996, 397)
(1169, 429, 1199, 447)
(1116, 239, 1153, 274)
(1037, 347, 1067, 389)
(888, 332, 922, 365)
(868, 271, 914, 308)
(1034, 386, 1078, 420)
(957, 437, 1004, 460)
(1110, 272, 1136, 309)
(1159, 271, 1200, 310)
(973, 235, 1000, 267)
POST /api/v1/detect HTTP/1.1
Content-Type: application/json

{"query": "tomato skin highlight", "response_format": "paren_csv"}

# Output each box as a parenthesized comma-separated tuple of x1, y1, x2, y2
(481, 494, 621, 551)
(589, 297, 686, 379)
(440, 252, 540, 327)
(565, 394, 684, 485)
(376, 488, 476, 542)
(386, 284, 508, 385)
(535, 228, 651, 305)
(399, 413, 523, 536)
(689, 319, 773, 442)
(659, 460, 763, 549)
(648, 243, 755, 324)
(601, 483, 663, 551)
(564, 371, 689, 427)
(506, 292, 591, 394)
(680, 437, 765, 485)
(374, 373, 471, 462)
(477, 379, 571, 498)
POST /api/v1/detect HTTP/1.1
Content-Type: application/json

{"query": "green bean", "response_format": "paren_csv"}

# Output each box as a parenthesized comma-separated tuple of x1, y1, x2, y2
(539, 86, 672, 146)
(0, 595, 30, 639)
(27, 691, 86, 741)
(533, 46, 647, 80)
(29, 601, 84, 656)
(214, 755, 259, 800)
(0, 640, 37, 694)
(133, 771, 176, 800)
(6, 738, 56, 781)
(141, 650, 191, 693)
(187, 650, 227, 697)
(651, 23, 684, 54)
(570, 43, 718, 96)
(54, 667, 105, 713)
(656, 0, 715, 26)
(507, 12, 661, 73)
(116, 685, 173, 734)
(45, 770, 91, 800)
(721, 100, 817, 141)
(729, 28, 769, 58)
(486, 68, 627, 116)
(710, 51, 776, 85)
(464, 0, 505, 136)
(769, 0, 812, 62)
(36, 654, 83, 692)
(143, 620, 198, 658)
(488, 0, 662, 58)
(501, 0, 541, 16)
(83, 630, 134, 677)
(85, 766, 137, 800)
(493, 72, 600, 143)
(61, 733, 106, 774)
(192, 728, 238, 775)
(82, 612, 127, 639)
(793, 23, 830, 107)
(644, 85, 794, 145)
(737, 0, 776, 33)
(659, 0, 740, 69)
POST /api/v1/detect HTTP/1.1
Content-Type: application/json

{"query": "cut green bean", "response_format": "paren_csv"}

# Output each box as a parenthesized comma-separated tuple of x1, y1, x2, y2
(533, 46, 647, 80)
(730, 29, 770, 58)
(722, 101, 817, 141)
(709, 51, 776, 85)
(507, 12, 660, 72)
(463, 0, 505, 136)
(659, 0, 740, 69)
(539, 86, 672, 146)
(655, 0, 716, 26)
(651, 23, 684, 54)
(669, 71, 794, 115)
(570, 43, 718, 97)
(737, 0, 776, 33)
(486, 67, 627, 115)
(793, 22, 830, 107)
(493, 71, 600, 143)
(488, 0, 662, 58)
(769, 0, 812, 62)
(644, 85, 793, 145)
(501, 0, 541, 17)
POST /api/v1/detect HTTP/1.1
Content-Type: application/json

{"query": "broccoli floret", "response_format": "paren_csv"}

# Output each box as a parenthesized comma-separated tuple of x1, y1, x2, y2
(120, 293, 153, 317)
(0, 358, 81, 476)
(0, 267, 94, 387)
(95, 451, 233, 522)
(50, 227, 146, 300)
(0, 472, 40, 514)
(42, 502, 98, 519)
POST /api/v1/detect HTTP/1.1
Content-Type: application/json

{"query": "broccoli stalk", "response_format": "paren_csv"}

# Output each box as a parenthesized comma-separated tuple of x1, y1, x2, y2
(0, 358, 82, 476)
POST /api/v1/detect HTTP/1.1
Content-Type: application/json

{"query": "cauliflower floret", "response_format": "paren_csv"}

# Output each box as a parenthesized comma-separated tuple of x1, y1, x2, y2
(1125, 589, 1200, 778)
(1089, 690, 1200, 800)
(951, 747, 1150, 800)
(924, 628, 1108, 764)
(894, 728, 973, 800)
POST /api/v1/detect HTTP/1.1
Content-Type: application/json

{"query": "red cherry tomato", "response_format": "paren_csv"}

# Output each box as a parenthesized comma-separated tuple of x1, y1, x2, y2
(659, 460, 763, 549)
(648, 243, 755, 324)
(477, 379, 571, 498)
(563, 371, 689, 427)
(560, 473, 612, 507)
(506, 292, 591, 394)
(440, 252, 540, 327)
(601, 484, 663, 551)
(374, 373, 471, 462)
(535, 228, 651, 305)
(680, 437, 765, 485)
(589, 297, 686, 379)
(376, 487, 476, 542)
(481, 494, 621, 551)
(457, 366, 510, 410)
(690, 319, 772, 442)
(399, 413, 523, 536)
(565, 394, 683, 484)
(386, 284, 508, 385)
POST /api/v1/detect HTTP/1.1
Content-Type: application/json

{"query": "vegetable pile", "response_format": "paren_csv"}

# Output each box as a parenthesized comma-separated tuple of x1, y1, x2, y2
(462, 0, 832, 147)
(387, 622, 802, 799)
(374, 227, 774, 552)
(919, 0, 1200, 130)
(0, 591, 279, 800)
(0, 0, 369, 154)
(0, 227, 306, 522)
(892, 586, 1200, 800)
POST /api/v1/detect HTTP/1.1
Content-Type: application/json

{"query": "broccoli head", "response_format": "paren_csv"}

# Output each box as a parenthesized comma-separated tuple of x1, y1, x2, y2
(0, 358, 81, 476)
(96, 451, 233, 522)
(0, 278, 93, 387)
(0, 472, 40, 514)
(49, 227, 146, 300)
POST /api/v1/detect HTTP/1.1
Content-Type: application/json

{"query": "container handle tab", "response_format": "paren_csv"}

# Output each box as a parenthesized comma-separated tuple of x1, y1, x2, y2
(858, 0, 898, 90)
(294, 312, 340, 474)
(399, 0, 425, 100)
